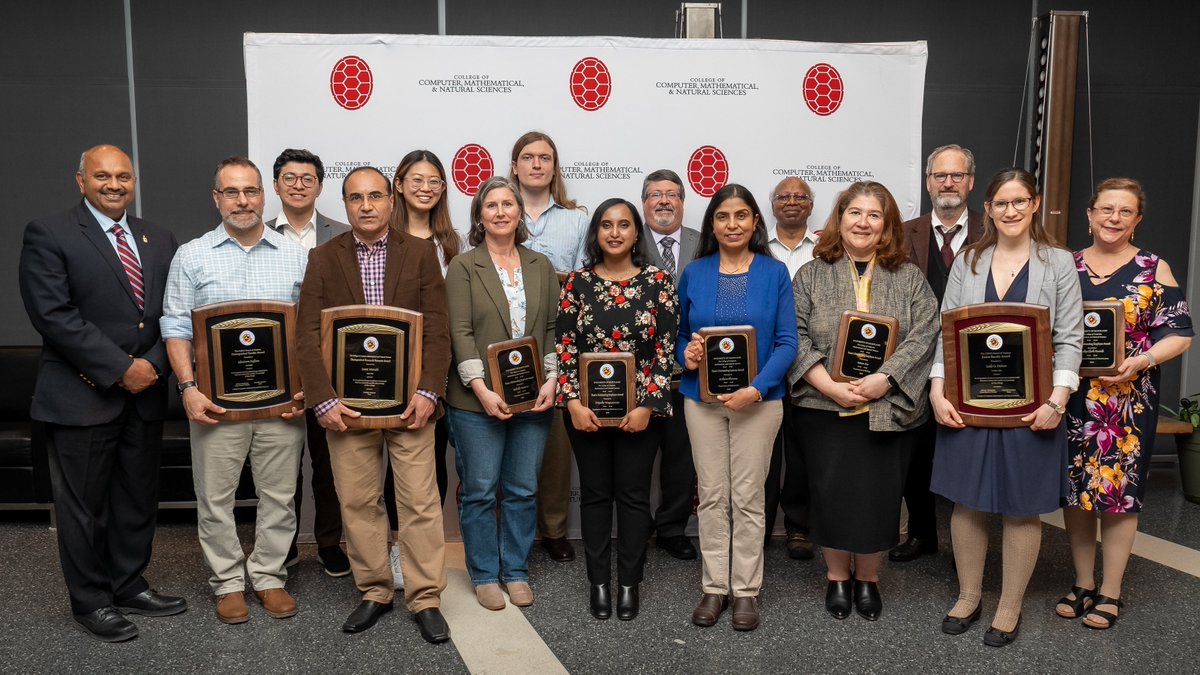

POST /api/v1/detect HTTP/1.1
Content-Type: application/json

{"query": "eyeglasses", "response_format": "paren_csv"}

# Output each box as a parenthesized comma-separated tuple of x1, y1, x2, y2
(344, 191, 390, 206)
(929, 172, 970, 184)
(1091, 206, 1139, 219)
(988, 197, 1033, 215)
(216, 187, 263, 200)
(406, 176, 445, 191)
(280, 173, 317, 188)
(517, 153, 553, 164)
(647, 191, 681, 201)
(774, 193, 812, 204)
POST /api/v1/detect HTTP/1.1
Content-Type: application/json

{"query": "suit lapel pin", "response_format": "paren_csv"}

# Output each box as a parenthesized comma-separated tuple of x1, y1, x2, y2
(142, 234, 149, 244)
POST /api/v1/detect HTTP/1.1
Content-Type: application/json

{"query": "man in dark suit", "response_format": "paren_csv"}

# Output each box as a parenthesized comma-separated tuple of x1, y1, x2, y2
(640, 169, 701, 560)
(265, 148, 351, 578)
(19, 145, 185, 642)
(295, 166, 451, 642)
(893, 143, 984, 562)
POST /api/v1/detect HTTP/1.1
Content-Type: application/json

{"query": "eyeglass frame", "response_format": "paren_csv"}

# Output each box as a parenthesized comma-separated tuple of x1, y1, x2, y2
(215, 187, 263, 200)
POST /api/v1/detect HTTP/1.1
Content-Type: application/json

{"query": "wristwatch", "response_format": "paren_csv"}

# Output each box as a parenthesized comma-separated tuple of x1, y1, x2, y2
(1044, 399, 1066, 415)
(177, 380, 198, 395)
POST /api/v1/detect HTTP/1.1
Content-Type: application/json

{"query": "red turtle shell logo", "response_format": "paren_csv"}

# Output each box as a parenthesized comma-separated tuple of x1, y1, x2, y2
(451, 144, 494, 196)
(569, 57, 612, 111)
(803, 63, 844, 116)
(687, 146, 729, 198)
(330, 56, 373, 111)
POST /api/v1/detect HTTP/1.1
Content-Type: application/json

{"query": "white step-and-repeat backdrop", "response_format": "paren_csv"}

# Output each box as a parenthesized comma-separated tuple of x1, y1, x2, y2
(245, 33, 927, 540)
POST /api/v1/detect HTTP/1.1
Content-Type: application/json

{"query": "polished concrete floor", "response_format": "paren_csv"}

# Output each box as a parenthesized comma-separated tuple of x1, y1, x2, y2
(2, 464, 1196, 674)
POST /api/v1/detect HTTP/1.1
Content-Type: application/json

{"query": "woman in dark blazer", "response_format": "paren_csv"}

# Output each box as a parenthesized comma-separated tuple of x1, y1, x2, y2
(445, 176, 559, 612)
(555, 198, 678, 621)
(789, 181, 939, 622)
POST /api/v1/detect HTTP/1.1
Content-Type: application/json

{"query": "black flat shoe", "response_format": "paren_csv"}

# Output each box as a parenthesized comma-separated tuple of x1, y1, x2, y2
(74, 607, 139, 643)
(1055, 585, 1096, 618)
(853, 579, 882, 621)
(825, 580, 852, 620)
(342, 600, 393, 633)
(115, 589, 188, 617)
(590, 583, 612, 620)
(656, 535, 697, 560)
(540, 537, 576, 562)
(616, 585, 639, 621)
(413, 607, 451, 643)
(941, 603, 982, 635)
(983, 615, 1021, 647)
(889, 537, 938, 562)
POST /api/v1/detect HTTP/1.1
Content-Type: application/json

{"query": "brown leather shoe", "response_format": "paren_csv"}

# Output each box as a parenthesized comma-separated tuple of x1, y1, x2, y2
(504, 581, 534, 607)
(540, 537, 575, 562)
(475, 584, 505, 611)
(785, 530, 815, 560)
(255, 588, 298, 619)
(691, 593, 728, 627)
(731, 596, 760, 631)
(215, 592, 250, 624)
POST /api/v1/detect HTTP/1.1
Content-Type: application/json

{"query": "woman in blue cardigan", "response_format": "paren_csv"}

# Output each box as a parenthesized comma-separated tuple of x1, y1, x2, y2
(678, 183, 797, 632)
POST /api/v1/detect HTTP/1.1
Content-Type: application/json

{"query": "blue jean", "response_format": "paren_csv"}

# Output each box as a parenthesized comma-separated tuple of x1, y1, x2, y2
(447, 406, 552, 585)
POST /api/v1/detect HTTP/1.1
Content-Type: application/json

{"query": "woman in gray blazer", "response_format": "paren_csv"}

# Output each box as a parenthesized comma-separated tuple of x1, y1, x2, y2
(929, 168, 1083, 647)
(789, 181, 939, 622)
(444, 176, 560, 612)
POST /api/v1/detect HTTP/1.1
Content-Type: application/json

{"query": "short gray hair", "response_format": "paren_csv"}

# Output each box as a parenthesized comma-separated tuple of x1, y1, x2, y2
(641, 169, 685, 201)
(925, 144, 975, 176)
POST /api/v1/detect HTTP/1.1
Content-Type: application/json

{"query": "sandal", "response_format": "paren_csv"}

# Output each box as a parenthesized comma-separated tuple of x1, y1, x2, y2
(1082, 595, 1123, 629)
(1054, 585, 1096, 618)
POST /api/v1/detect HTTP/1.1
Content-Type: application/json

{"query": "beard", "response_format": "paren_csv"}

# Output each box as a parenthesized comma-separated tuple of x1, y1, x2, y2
(650, 207, 676, 229)
(934, 193, 964, 210)
(223, 210, 263, 232)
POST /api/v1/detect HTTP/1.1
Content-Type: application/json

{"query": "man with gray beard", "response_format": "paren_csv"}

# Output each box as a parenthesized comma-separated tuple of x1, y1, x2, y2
(893, 144, 984, 562)
(161, 157, 309, 623)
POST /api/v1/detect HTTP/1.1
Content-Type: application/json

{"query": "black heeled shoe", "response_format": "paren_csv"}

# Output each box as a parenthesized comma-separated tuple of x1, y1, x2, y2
(852, 579, 882, 621)
(616, 585, 639, 621)
(590, 583, 612, 620)
(983, 614, 1021, 647)
(825, 580, 852, 620)
(941, 603, 982, 635)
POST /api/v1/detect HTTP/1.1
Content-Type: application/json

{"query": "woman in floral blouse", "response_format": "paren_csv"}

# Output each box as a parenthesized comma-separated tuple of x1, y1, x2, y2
(1058, 178, 1192, 629)
(556, 197, 678, 621)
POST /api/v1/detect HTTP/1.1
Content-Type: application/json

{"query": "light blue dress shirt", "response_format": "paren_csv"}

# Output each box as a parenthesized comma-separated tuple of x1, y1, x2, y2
(521, 198, 588, 273)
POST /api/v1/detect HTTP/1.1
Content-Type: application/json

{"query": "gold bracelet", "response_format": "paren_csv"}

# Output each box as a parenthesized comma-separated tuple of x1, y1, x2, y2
(1045, 399, 1066, 415)
(1144, 351, 1157, 368)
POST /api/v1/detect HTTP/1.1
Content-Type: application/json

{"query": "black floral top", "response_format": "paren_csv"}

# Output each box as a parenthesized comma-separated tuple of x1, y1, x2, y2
(555, 266, 679, 415)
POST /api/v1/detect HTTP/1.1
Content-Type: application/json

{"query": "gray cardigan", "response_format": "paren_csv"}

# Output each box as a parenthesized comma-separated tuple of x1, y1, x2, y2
(931, 241, 1083, 392)
(788, 257, 940, 431)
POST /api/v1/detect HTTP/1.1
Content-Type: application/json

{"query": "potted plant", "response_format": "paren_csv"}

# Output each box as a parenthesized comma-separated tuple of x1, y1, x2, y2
(1163, 394, 1200, 505)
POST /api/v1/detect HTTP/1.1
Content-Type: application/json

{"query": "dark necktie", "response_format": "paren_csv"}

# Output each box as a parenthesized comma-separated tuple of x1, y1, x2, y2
(660, 236, 677, 275)
(112, 224, 145, 310)
(939, 224, 962, 268)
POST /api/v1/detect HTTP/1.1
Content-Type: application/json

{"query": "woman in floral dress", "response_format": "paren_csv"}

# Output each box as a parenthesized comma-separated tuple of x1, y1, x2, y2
(556, 197, 678, 621)
(1059, 178, 1193, 629)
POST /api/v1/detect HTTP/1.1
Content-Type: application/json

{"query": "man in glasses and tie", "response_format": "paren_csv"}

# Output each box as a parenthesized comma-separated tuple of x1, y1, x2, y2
(265, 148, 351, 578)
(161, 157, 309, 624)
(19, 145, 185, 641)
(893, 143, 984, 563)
(639, 169, 701, 561)
(764, 176, 820, 560)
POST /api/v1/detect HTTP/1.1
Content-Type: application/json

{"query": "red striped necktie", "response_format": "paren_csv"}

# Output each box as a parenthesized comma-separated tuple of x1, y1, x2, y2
(111, 224, 145, 311)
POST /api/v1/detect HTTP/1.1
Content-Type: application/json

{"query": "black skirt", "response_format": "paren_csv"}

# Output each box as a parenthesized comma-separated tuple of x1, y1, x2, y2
(793, 406, 915, 554)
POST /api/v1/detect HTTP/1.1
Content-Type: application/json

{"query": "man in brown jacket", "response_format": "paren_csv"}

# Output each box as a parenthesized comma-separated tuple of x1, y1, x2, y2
(295, 166, 451, 642)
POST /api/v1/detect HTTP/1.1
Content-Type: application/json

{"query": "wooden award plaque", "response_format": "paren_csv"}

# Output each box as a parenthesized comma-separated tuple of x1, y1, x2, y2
(192, 300, 300, 422)
(698, 325, 757, 403)
(320, 305, 423, 429)
(830, 310, 900, 383)
(1079, 300, 1126, 377)
(579, 352, 636, 426)
(486, 336, 544, 414)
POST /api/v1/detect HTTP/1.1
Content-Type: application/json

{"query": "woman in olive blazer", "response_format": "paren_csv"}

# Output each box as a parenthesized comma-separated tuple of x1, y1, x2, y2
(444, 176, 559, 611)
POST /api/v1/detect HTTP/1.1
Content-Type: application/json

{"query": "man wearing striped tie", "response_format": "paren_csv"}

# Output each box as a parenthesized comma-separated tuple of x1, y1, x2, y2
(19, 145, 185, 642)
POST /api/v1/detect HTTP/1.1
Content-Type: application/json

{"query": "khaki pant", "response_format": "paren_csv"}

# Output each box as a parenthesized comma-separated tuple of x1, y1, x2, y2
(535, 411, 572, 538)
(327, 423, 446, 612)
(684, 398, 782, 597)
(190, 417, 304, 595)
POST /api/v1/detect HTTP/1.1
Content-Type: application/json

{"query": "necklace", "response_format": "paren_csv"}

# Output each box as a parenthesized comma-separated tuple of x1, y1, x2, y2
(596, 262, 638, 280)
(719, 254, 753, 274)
(1084, 246, 1136, 280)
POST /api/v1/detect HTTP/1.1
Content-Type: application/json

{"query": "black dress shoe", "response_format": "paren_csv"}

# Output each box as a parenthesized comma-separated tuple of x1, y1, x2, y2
(941, 603, 982, 635)
(889, 537, 938, 562)
(785, 530, 815, 560)
(540, 537, 576, 562)
(590, 583, 612, 620)
(616, 585, 639, 621)
(984, 615, 1021, 647)
(342, 600, 393, 633)
(74, 607, 138, 643)
(656, 535, 698, 560)
(115, 589, 188, 617)
(413, 607, 451, 644)
(853, 579, 882, 621)
(825, 580, 852, 620)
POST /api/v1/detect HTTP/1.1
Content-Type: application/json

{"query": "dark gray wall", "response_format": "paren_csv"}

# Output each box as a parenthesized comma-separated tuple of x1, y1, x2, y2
(4, 0, 1199, 401)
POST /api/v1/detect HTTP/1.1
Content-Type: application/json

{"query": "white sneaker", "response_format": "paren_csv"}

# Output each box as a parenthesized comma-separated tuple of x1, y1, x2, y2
(389, 543, 404, 589)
